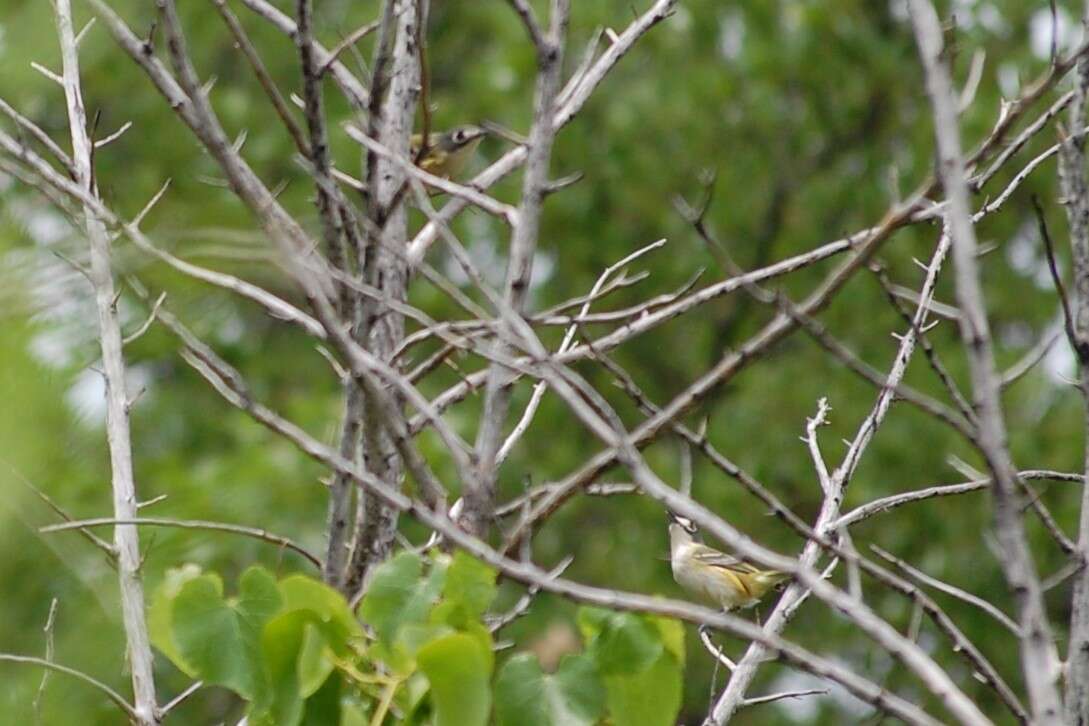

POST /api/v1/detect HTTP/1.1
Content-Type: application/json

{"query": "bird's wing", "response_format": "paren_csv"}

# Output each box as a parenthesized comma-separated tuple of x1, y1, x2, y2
(418, 149, 449, 176)
(690, 545, 762, 574)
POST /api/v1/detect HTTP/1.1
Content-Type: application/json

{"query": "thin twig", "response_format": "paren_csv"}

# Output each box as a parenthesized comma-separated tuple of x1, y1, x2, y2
(41, 517, 321, 568)
(0, 654, 137, 721)
(871, 545, 1021, 636)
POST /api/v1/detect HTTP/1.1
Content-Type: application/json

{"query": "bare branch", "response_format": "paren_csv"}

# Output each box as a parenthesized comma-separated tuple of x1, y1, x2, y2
(0, 95, 74, 173)
(52, 0, 158, 719)
(463, 0, 570, 536)
(871, 545, 1021, 636)
(1001, 317, 1063, 388)
(236, 0, 369, 109)
(804, 398, 833, 495)
(33, 599, 58, 726)
(739, 689, 828, 710)
(41, 517, 321, 569)
(319, 19, 380, 77)
(158, 681, 203, 717)
(93, 120, 131, 149)
(497, 238, 666, 466)
(406, 0, 678, 264)
(211, 0, 310, 158)
(832, 469, 1084, 529)
(1055, 2, 1089, 718)
(0, 654, 137, 721)
(1032, 196, 1083, 360)
(506, 0, 547, 53)
(909, 1, 1064, 720)
(347, 0, 427, 590)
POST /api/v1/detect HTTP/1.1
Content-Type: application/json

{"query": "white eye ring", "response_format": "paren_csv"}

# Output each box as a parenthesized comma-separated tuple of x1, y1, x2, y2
(453, 129, 467, 143)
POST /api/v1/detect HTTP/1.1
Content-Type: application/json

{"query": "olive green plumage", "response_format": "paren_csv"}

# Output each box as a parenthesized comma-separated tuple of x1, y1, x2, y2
(410, 125, 486, 180)
(668, 517, 790, 611)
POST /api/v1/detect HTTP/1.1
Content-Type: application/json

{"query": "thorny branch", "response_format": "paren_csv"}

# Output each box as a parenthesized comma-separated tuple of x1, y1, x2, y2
(51, 0, 158, 721)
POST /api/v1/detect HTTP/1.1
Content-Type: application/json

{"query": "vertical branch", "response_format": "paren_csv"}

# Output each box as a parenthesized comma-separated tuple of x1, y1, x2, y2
(908, 1, 1064, 722)
(347, 0, 425, 591)
(462, 0, 571, 537)
(325, 384, 363, 588)
(52, 0, 158, 722)
(295, 0, 357, 589)
(1057, 3, 1089, 721)
(295, 0, 347, 286)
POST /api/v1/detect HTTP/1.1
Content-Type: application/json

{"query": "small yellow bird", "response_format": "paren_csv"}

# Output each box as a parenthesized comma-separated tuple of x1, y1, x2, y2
(410, 125, 486, 181)
(668, 514, 790, 611)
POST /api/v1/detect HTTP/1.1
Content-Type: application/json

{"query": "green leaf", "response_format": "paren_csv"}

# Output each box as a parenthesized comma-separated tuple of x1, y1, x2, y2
(279, 574, 362, 657)
(417, 632, 491, 726)
(460, 621, 495, 675)
(494, 653, 604, 726)
(172, 573, 262, 698)
(369, 621, 449, 678)
(359, 552, 445, 647)
(297, 623, 334, 698)
(300, 670, 341, 726)
(148, 564, 203, 675)
(603, 652, 682, 726)
(339, 698, 369, 726)
(395, 672, 431, 724)
(578, 608, 662, 676)
(255, 609, 310, 726)
(237, 566, 283, 625)
(442, 551, 497, 620)
(649, 616, 685, 667)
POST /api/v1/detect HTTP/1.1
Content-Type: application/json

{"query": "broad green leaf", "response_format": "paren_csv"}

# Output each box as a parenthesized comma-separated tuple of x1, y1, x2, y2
(300, 668, 341, 726)
(235, 566, 285, 706)
(254, 610, 310, 726)
(442, 551, 497, 620)
(417, 632, 491, 726)
(172, 573, 262, 698)
(359, 552, 445, 647)
(279, 574, 362, 657)
(395, 672, 431, 724)
(576, 606, 611, 640)
(370, 621, 450, 677)
(395, 622, 452, 658)
(237, 566, 283, 625)
(494, 653, 604, 726)
(297, 623, 334, 698)
(148, 564, 203, 675)
(460, 621, 495, 675)
(578, 608, 662, 676)
(603, 652, 682, 726)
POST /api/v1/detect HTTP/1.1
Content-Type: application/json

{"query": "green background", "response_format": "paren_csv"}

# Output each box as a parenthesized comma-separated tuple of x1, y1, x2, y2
(1, 0, 1085, 723)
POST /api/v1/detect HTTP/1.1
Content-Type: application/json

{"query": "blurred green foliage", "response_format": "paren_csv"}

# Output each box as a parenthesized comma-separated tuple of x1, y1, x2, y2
(2, 0, 1088, 723)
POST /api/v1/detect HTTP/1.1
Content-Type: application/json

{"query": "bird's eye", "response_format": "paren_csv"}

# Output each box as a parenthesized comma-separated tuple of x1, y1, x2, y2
(453, 129, 466, 143)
